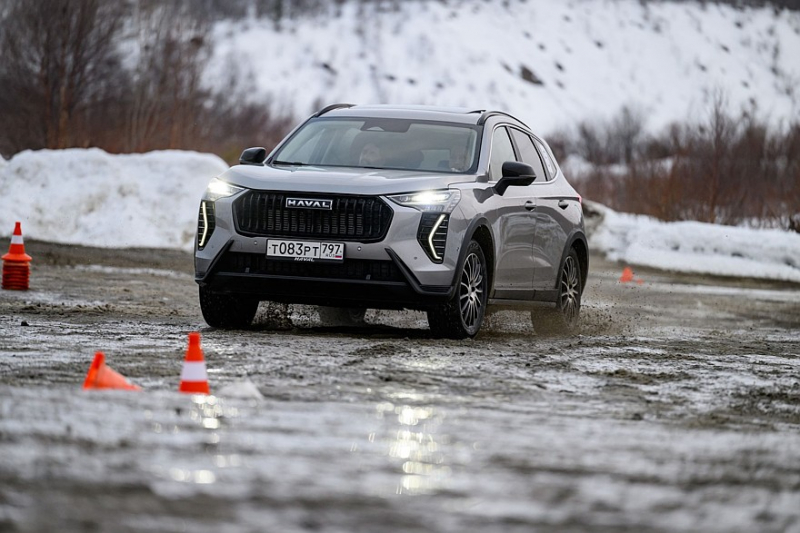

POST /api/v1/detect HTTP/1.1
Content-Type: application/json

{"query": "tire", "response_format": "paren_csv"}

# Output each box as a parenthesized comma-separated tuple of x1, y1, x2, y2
(531, 247, 582, 335)
(199, 286, 259, 329)
(427, 240, 488, 339)
(317, 306, 367, 327)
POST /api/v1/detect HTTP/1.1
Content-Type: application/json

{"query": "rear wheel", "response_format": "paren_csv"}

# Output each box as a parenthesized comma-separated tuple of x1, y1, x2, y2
(531, 248, 582, 335)
(199, 286, 258, 328)
(427, 240, 487, 339)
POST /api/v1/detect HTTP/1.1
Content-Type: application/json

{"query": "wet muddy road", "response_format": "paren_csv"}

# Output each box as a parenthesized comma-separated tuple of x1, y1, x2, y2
(1, 241, 799, 532)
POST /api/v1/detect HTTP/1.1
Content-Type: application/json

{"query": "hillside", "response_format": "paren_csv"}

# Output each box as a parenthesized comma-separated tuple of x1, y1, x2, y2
(207, 0, 800, 133)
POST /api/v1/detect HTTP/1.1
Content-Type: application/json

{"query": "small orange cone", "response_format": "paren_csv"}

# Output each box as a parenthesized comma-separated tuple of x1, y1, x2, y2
(619, 266, 645, 285)
(83, 352, 142, 391)
(619, 266, 634, 283)
(179, 332, 210, 394)
(2, 222, 32, 291)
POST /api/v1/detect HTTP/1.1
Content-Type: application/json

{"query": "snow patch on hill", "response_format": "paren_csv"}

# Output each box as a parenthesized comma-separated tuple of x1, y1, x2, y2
(207, 0, 800, 134)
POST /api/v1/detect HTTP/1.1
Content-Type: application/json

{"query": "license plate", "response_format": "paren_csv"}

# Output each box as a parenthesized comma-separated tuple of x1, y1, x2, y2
(266, 239, 344, 262)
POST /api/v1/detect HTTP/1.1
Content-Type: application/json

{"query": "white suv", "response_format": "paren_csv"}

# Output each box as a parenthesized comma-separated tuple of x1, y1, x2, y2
(195, 104, 587, 338)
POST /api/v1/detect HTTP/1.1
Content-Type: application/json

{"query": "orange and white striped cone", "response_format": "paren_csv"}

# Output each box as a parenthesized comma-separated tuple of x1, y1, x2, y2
(2, 222, 32, 291)
(179, 332, 210, 394)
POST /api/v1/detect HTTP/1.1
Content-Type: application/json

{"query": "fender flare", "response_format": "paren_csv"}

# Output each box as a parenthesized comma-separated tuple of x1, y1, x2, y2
(550, 229, 589, 291)
(454, 216, 496, 289)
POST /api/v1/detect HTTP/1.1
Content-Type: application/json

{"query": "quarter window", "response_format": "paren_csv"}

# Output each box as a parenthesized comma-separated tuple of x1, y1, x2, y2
(489, 127, 516, 182)
(534, 139, 557, 179)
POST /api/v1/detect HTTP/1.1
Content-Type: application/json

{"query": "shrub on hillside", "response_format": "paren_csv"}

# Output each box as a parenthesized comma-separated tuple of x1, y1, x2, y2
(564, 98, 800, 231)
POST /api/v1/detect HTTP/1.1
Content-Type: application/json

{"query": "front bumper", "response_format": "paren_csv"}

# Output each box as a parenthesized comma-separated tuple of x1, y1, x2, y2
(196, 241, 452, 310)
(194, 193, 466, 310)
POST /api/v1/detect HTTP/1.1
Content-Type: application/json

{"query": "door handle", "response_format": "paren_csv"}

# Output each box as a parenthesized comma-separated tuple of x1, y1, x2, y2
(558, 200, 569, 209)
(524, 201, 536, 211)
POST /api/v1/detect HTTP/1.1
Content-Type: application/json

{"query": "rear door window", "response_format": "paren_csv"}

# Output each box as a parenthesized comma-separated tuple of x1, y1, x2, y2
(510, 129, 547, 183)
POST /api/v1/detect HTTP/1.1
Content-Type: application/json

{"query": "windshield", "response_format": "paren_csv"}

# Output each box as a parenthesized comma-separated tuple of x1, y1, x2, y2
(271, 117, 480, 173)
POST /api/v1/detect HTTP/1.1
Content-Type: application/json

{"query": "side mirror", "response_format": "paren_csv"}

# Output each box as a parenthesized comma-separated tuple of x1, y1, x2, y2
(494, 161, 537, 195)
(239, 147, 267, 166)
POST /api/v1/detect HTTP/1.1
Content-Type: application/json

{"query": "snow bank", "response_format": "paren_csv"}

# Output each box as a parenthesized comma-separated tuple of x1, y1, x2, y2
(589, 202, 800, 283)
(2, 149, 798, 283)
(0, 149, 228, 250)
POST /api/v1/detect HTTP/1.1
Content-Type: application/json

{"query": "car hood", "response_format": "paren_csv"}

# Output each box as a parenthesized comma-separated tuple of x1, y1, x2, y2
(218, 164, 473, 195)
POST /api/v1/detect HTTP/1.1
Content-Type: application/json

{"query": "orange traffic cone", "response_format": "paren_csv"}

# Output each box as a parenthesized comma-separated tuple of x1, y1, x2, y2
(2, 222, 32, 291)
(619, 266, 645, 285)
(618, 266, 634, 283)
(83, 352, 142, 391)
(179, 332, 210, 394)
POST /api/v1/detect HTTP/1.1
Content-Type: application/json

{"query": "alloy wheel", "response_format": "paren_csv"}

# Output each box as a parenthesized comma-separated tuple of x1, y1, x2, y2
(560, 255, 580, 326)
(459, 252, 485, 331)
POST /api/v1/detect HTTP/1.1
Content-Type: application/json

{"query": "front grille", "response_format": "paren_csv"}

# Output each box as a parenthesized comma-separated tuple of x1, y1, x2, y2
(417, 213, 449, 263)
(218, 252, 404, 282)
(233, 192, 393, 242)
(197, 201, 216, 249)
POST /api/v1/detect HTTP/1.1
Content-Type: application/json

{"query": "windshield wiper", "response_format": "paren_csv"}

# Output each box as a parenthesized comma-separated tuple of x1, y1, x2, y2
(271, 160, 308, 166)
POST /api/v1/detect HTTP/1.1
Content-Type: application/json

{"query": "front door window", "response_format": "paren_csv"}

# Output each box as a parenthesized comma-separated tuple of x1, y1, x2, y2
(489, 127, 516, 181)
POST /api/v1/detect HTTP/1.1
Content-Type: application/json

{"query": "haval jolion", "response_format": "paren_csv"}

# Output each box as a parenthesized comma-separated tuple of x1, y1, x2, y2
(195, 104, 588, 338)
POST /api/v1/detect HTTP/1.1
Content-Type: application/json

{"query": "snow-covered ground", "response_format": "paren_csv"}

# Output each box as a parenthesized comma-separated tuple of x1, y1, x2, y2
(209, 0, 800, 134)
(1, 149, 798, 283)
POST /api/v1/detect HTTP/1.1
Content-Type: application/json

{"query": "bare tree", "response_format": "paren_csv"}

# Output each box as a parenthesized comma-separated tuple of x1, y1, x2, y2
(694, 91, 737, 223)
(0, 0, 125, 154)
(124, 1, 211, 151)
(576, 121, 608, 165)
(611, 105, 645, 165)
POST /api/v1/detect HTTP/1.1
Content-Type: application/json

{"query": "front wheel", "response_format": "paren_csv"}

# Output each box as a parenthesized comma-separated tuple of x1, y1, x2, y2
(531, 248, 582, 335)
(199, 286, 259, 328)
(427, 240, 488, 339)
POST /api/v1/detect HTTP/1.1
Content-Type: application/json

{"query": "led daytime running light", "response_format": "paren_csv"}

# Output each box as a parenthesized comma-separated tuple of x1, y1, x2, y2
(428, 214, 446, 261)
(199, 201, 209, 248)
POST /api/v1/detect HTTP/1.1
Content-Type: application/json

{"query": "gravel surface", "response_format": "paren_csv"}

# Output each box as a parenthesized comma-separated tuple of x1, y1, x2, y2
(1, 240, 799, 533)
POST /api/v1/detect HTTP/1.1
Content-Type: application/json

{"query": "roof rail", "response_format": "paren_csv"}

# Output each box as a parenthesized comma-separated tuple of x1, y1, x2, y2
(313, 103, 355, 117)
(477, 110, 529, 127)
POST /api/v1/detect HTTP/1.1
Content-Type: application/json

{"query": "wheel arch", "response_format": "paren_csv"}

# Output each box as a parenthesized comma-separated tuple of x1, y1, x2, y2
(563, 230, 589, 291)
(458, 218, 495, 293)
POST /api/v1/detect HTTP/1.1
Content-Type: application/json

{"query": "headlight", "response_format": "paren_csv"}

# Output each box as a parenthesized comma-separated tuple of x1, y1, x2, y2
(387, 189, 461, 213)
(205, 178, 244, 201)
(388, 190, 460, 263)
